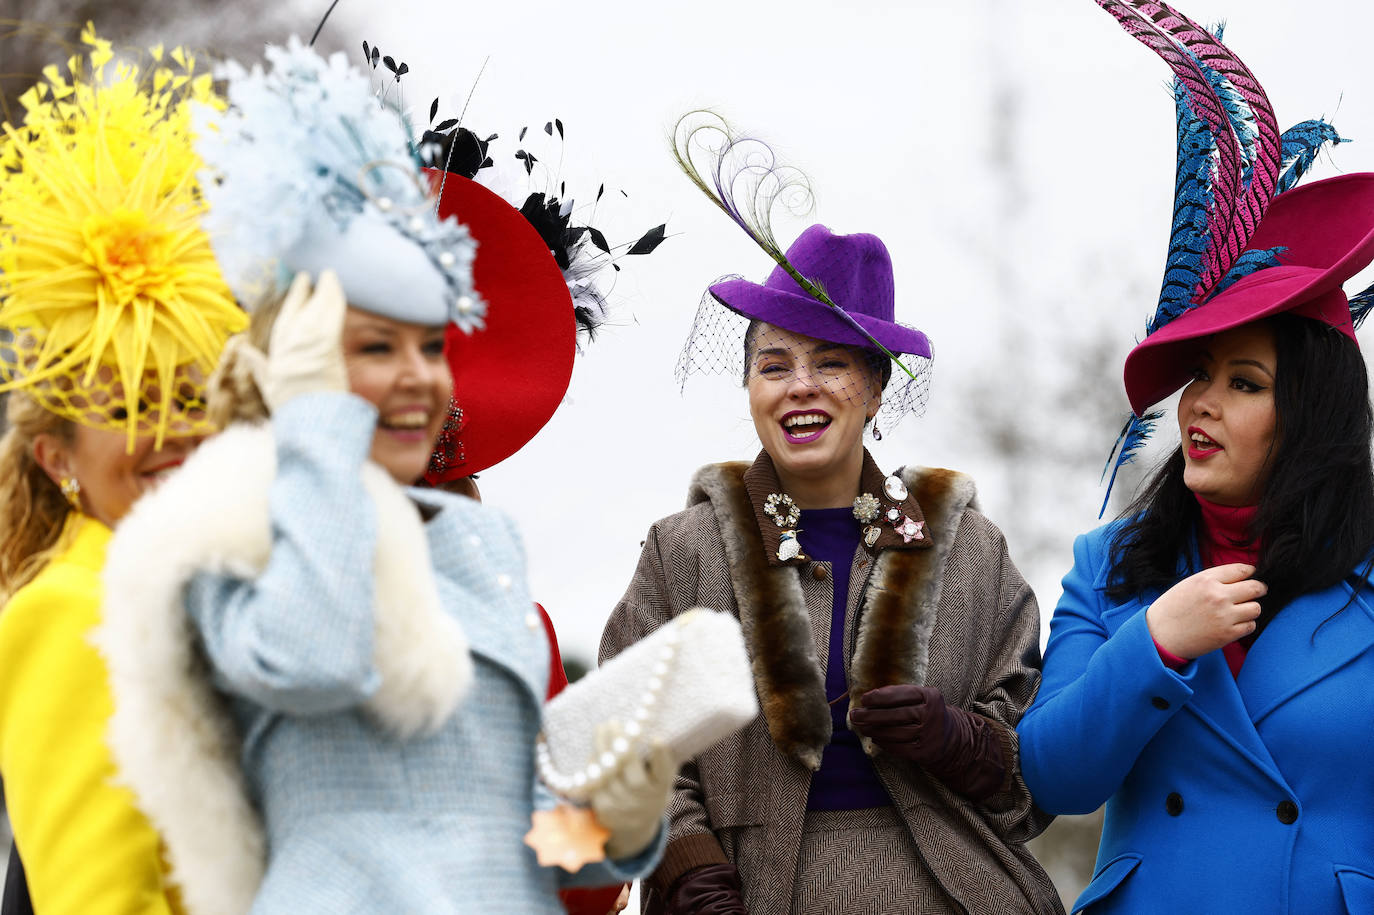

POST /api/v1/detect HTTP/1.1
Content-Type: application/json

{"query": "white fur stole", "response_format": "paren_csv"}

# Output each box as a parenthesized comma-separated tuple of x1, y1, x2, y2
(93, 421, 472, 915)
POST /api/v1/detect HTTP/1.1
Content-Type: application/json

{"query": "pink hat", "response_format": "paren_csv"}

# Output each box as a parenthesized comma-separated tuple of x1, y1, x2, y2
(1124, 173, 1374, 415)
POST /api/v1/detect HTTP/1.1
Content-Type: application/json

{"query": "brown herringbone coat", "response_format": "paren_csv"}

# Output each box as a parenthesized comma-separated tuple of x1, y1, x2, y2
(599, 453, 1062, 914)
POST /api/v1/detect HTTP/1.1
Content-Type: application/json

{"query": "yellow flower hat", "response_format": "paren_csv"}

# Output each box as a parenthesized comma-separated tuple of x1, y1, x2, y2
(0, 25, 246, 449)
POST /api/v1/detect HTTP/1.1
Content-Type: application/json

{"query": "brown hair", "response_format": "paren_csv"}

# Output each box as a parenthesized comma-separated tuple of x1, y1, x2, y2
(0, 393, 77, 599)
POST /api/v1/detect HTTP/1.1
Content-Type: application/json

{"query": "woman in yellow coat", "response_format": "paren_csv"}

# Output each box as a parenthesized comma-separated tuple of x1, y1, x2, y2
(0, 29, 245, 913)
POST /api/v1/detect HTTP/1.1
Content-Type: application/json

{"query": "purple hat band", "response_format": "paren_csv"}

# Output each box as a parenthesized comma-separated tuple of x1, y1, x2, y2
(708, 224, 932, 358)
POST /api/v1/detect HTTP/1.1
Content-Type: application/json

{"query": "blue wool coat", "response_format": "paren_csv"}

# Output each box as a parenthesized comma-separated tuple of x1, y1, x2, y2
(183, 394, 661, 914)
(1017, 521, 1374, 914)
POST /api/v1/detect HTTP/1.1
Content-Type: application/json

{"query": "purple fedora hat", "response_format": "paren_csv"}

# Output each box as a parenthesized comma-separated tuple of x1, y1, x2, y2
(708, 225, 932, 358)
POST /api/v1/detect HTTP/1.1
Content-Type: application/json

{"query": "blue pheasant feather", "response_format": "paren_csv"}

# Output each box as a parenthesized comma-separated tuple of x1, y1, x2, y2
(1099, 411, 1164, 518)
(1276, 119, 1347, 194)
(1349, 281, 1374, 330)
(1151, 98, 1220, 336)
(1205, 245, 1286, 300)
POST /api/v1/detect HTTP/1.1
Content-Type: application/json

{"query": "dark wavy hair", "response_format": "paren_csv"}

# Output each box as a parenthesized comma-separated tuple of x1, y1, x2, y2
(1106, 314, 1374, 632)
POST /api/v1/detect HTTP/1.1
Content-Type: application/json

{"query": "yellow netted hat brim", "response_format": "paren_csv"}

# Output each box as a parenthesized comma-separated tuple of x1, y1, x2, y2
(0, 25, 246, 448)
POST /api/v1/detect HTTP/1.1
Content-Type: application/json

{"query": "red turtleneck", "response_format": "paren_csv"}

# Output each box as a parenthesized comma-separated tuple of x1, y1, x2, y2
(1152, 496, 1258, 678)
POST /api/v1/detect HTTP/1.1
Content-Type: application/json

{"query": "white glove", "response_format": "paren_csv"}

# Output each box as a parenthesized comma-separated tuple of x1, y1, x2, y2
(248, 270, 349, 409)
(588, 722, 675, 860)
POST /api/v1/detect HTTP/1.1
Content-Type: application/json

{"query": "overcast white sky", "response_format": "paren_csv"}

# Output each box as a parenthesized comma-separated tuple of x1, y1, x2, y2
(323, 0, 1374, 665)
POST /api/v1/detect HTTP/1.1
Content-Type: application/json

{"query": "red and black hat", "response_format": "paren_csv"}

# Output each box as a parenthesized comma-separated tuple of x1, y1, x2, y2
(423, 172, 577, 482)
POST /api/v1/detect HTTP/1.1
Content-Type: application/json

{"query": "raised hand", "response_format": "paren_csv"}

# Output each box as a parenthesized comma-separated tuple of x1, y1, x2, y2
(1146, 563, 1267, 660)
(248, 270, 349, 410)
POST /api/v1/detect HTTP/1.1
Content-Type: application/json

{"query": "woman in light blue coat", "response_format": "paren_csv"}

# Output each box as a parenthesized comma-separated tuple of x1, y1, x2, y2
(96, 40, 669, 915)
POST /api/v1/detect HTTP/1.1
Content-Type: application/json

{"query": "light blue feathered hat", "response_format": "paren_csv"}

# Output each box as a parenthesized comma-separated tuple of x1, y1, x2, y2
(196, 36, 483, 330)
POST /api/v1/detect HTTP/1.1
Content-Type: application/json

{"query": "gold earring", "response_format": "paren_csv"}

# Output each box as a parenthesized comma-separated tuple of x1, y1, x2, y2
(59, 477, 81, 511)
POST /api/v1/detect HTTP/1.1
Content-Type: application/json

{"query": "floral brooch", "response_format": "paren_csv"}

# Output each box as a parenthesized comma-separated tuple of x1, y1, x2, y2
(764, 492, 800, 529)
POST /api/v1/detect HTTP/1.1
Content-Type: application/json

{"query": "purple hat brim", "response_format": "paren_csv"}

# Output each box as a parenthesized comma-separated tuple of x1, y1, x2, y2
(708, 279, 932, 359)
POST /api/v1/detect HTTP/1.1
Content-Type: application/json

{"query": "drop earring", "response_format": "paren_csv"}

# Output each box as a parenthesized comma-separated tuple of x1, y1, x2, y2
(870, 417, 882, 441)
(59, 477, 81, 511)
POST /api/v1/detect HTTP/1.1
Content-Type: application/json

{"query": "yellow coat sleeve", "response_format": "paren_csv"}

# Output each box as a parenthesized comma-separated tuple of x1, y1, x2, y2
(0, 551, 180, 915)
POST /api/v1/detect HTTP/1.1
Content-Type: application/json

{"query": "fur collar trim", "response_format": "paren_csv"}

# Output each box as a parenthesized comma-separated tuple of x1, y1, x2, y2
(94, 422, 471, 915)
(846, 467, 978, 750)
(689, 456, 976, 769)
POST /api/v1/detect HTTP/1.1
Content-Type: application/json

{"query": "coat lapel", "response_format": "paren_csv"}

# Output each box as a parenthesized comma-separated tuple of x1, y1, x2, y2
(847, 465, 969, 702)
(415, 492, 547, 710)
(1240, 576, 1374, 724)
(1179, 646, 1284, 781)
(689, 459, 832, 770)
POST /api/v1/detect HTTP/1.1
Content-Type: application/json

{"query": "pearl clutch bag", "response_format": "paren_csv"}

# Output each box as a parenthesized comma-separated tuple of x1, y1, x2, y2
(537, 608, 759, 801)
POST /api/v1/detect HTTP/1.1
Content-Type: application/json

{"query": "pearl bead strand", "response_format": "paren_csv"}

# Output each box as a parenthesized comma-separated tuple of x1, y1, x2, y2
(535, 622, 682, 800)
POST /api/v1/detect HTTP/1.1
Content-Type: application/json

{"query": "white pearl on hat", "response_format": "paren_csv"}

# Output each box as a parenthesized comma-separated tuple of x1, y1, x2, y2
(438, 250, 457, 268)
(455, 295, 475, 315)
(375, 196, 394, 212)
(408, 216, 425, 234)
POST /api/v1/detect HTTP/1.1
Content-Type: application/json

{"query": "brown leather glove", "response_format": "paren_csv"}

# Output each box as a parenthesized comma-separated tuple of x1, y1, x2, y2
(848, 684, 1006, 800)
(666, 863, 750, 915)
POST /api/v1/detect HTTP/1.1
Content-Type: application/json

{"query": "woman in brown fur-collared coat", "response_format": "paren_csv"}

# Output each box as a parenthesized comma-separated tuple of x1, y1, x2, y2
(600, 223, 1061, 915)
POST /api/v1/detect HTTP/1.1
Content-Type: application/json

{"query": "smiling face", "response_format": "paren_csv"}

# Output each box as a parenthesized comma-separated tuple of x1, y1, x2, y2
(33, 423, 203, 528)
(1177, 322, 1279, 506)
(342, 307, 452, 485)
(746, 323, 882, 498)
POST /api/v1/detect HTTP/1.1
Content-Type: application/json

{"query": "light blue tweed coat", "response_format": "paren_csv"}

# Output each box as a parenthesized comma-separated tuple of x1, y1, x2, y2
(184, 393, 661, 913)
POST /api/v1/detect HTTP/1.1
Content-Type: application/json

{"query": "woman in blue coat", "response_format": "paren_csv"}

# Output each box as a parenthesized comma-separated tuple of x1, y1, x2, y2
(1017, 3, 1374, 913)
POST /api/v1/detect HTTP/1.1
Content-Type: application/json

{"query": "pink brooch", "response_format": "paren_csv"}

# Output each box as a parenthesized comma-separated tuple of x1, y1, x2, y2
(895, 516, 924, 543)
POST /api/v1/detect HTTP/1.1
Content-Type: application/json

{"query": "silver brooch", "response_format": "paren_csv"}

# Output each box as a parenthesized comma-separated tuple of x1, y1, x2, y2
(777, 529, 804, 562)
(852, 493, 880, 524)
(886, 507, 902, 522)
(863, 525, 881, 548)
(884, 475, 908, 502)
(764, 492, 800, 529)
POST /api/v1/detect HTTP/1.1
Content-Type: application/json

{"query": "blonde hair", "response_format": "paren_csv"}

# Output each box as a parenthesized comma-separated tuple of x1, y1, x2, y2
(0, 393, 76, 599)
(205, 289, 287, 428)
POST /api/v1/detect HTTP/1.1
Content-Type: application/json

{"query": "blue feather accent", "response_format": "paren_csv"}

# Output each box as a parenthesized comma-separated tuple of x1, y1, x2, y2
(1205, 245, 1286, 300)
(1205, 67, 1258, 182)
(1276, 119, 1347, 194)
(1349, 281, 1374, 330)
(1148, 96, 1216, 336)
(1100, 411, 1164, 518)
(1201, 23, 1259, 183)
